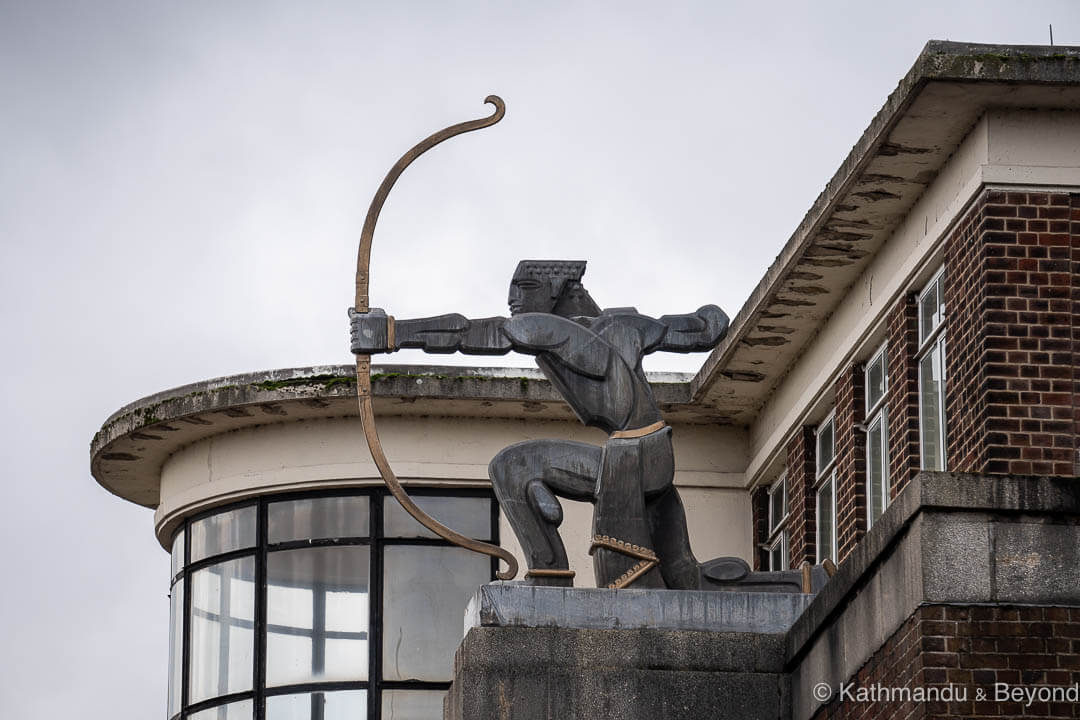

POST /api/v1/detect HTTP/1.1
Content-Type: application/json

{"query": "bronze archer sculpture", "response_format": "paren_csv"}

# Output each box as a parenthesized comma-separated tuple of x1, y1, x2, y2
(352, 261, 784, 590)
(350, 96, 822, 593)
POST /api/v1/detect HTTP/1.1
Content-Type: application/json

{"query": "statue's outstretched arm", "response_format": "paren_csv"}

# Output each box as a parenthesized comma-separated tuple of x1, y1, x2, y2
(653, 305, 730, 353)
(350, 309, 512, 355)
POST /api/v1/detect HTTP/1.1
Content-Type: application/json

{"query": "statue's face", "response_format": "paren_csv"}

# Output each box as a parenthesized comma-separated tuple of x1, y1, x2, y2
(508, 276, 554, 315)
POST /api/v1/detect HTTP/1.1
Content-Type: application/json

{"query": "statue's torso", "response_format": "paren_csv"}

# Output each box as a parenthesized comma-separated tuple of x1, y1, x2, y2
(504, 311, 664, 433)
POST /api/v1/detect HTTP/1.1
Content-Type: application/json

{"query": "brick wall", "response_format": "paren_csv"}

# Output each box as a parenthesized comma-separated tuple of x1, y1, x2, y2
(811, 610, 923, 720)
(786, 427, 817, 568)
(783, 187, 1079, 575)
(886, 293, 921, 497)
(812, 604, 1080, 720)
(944, 190, 1079, 477)
(834, 364, 867, 563)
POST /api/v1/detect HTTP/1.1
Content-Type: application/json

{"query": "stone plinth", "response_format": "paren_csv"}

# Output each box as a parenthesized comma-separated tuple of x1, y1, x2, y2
(446, 586, 812, 720)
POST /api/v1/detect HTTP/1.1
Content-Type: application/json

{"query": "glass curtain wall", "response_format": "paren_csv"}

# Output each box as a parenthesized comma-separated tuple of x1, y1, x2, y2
(167, 490, 496, 720)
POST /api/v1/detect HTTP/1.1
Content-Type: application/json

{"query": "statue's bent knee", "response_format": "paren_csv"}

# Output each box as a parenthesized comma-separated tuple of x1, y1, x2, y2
(527, 481, 563, 525)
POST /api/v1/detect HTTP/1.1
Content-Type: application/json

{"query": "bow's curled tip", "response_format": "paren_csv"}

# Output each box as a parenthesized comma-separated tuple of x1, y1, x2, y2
(483, 95, 506, 121)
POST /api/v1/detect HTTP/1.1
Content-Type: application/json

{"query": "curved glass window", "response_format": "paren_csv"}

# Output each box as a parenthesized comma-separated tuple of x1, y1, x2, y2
(167, 490, 496, 720)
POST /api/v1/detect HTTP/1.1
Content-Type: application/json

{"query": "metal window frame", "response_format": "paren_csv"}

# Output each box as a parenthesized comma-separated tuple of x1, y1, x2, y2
(762, 473, 789, 571)
(915, 267, 948, 473)
(766, 473, 787, 538)
(863, 410, 890, 529)
(863, 342, 890, 528)
(815, 412, 837, 482)
(917, 266, 946, 351)
(815, 470, 837, 565)
(814, 413, 837, 564)
(168, 487, 498, 720)
(766, 529, 788, 572)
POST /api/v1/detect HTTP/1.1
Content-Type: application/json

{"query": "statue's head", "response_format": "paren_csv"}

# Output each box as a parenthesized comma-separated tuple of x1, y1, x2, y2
(508, 260, 601, 318)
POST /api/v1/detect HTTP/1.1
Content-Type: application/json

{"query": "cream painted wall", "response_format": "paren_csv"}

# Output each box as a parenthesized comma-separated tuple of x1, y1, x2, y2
(155, 413, 751, 581)
(746, 110, 1080, 487)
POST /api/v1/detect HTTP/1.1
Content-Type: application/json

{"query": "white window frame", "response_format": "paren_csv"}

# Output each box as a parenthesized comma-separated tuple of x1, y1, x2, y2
(864, 343, 889, 528)
(917, 267, 947, 471)
(766, 474, 788, 571)
(815, 412, 837, 564)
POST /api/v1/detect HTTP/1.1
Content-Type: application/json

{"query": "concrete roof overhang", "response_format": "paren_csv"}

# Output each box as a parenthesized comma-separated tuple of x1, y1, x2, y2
(91, 41, 1080, 509)
(689, 40, 1080, 423)
(90, 365, 694, 507)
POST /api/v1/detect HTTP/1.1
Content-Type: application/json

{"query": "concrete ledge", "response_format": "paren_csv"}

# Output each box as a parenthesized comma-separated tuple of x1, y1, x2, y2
(446, 626, 790, 720)
(467, 582, 814, 634)
(786, 471, 1080, 663)
(786, 472, 1080, 720)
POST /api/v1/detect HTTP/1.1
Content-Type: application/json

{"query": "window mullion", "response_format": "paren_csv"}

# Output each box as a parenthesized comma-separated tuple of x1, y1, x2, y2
(254, 501, 268, 720)
(181, 526, 191, 720)
(369, 492, 383, 720)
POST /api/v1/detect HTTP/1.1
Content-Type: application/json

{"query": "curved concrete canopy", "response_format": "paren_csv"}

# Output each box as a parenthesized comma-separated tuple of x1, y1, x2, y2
(90, 364, 695, 509)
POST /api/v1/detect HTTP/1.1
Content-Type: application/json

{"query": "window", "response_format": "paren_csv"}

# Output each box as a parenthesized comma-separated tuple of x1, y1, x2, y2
(864, 344, 889, 527)
(918, 268, 947, 471)
(167, 489, 497, 720)
(766, 474, 788, 571)
(815, 413, 837, 564)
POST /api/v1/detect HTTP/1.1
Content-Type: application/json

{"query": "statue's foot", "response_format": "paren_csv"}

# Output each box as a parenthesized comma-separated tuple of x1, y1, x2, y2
(700, 556, 750, 583)
(523, 568, 575, 588)
(698, 556, 831, 594)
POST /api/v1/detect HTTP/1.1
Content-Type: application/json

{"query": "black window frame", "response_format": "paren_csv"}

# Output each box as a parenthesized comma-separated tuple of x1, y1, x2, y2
(168, 487, 499, 720)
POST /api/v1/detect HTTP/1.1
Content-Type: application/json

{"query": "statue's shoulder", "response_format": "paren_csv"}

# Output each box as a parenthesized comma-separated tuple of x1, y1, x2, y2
(503, 313, 611, 379)
(589, 308, 667, 348)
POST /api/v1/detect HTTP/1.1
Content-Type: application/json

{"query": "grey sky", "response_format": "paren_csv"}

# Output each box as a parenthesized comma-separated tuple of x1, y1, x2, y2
(2, 1, 1077, 717)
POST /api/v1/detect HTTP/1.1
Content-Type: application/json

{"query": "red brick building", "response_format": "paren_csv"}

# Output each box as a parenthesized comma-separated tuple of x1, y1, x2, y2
(741, 42, 1080, 720)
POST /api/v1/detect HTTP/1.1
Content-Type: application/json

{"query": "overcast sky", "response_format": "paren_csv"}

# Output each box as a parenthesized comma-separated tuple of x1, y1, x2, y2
(2, 2, 1078, 717)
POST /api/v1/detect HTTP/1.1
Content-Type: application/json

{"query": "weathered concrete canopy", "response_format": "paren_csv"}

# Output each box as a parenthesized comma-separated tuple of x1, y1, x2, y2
(690, 41, 1080, 423)
(90, 365, 693, 508)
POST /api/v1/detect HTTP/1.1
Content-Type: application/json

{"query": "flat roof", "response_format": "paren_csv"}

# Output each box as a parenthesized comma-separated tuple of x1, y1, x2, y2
(92, 41, 1080, 508)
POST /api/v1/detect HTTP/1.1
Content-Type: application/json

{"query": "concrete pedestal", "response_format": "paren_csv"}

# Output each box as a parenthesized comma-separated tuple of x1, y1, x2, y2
(445, 586, 812, 720)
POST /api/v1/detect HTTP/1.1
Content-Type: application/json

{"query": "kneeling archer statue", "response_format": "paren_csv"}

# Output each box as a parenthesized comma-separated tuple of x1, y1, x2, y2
(352, 260, 728, 589)
(349, 95, 820, 592)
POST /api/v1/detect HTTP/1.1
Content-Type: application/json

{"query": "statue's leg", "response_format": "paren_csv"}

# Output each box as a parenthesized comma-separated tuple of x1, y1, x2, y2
(646, 486, 701, 590)
(488, 439, 600, 586)
(591, 429, 677, 589)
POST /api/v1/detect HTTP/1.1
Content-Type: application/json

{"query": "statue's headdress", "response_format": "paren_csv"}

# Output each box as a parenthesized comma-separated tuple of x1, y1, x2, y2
(513, 260, 600, 318)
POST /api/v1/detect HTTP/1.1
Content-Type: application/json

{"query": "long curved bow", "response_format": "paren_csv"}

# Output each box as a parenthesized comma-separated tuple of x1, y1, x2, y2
(354, 95, 518, 580)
